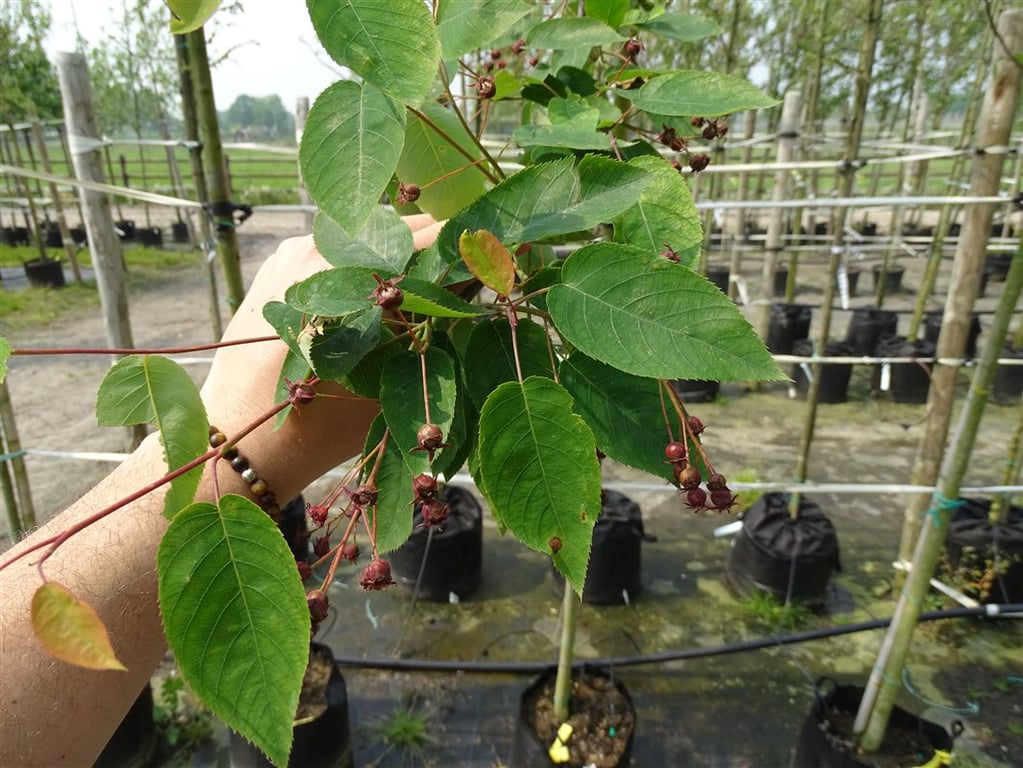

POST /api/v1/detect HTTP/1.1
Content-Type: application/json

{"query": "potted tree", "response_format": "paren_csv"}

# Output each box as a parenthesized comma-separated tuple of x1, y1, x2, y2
(0, 3, 785, 767)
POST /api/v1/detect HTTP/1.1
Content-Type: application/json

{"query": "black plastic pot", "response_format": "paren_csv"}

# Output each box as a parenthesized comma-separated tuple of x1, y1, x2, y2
(856, 221, 878, 237)
(844, 308, 898, 356)
(944, 498, 1023, 604)
(726, 493, 841, 606)
(229, 643, 353, 768)
(791, 339, 854, 403)
(510, 665, 635, 768)
(793, 679, 960, 768)
(767, 303, 812, 354)
(116, 220, 136, 240)
(95, 683, 157, 768)
(705, 264, 730, 294)
(23, 257, 65, 288)
(922, 311, 981, 359)
(835, 267, 860, 298)
(875, 336, 935, 404)
(670, 378, 720, 403)
(390, 485, 483, 602)
(137, 227, 164, 248)
(2, 226, 30, 246)
(171, 221, 189, 243)
(992, 342, 1023, 405)
(279, 495, 310, 562)
(871, 263, 905, 293)
(70, 226, 87, 246)
(773, 266, 789, 296)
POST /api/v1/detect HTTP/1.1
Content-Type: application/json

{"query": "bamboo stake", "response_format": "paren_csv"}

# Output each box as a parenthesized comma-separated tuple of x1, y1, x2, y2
(295, 96, 314, 234)
(2, 127, 47, 262)
(727, 109, 756, 301)
(988, 404, 1022, 525)
(790, 0, 883, 516)
(0, 380, 36, 531)
(895, 6, 1023, 572)
(552, 579, 579, 722)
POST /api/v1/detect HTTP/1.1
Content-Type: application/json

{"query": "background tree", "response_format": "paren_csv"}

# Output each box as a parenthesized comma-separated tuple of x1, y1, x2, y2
(219, 94, 295, 142)
(0, 0, 61, 122)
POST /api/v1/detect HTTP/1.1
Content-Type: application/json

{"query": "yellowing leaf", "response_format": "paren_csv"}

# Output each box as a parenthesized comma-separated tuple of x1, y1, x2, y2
(459, 230, 515, 297)
(167, 0, 222, 34)
(31, 583, 127, 671)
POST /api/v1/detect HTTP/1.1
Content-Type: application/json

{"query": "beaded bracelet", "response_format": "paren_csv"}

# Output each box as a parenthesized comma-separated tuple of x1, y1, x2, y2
(208, 426, 282, 523)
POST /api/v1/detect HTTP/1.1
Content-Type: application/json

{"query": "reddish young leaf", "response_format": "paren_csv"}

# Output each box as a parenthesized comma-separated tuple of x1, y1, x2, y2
(30, 582, 127, 671)
(458, 229, 516, 298)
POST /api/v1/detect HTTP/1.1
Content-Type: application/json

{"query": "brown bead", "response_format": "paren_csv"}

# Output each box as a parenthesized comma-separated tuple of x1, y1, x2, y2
(221, 445, 239, 461)
(250, 479, 269, 497)
(208, 431, 227, 448)
(230, 456, 249, 473)
(259, 492, 278, 508)
(262, 502, 281, 522)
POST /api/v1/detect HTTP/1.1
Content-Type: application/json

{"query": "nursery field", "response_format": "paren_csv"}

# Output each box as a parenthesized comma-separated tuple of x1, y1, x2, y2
(1, 208, 1020, 766)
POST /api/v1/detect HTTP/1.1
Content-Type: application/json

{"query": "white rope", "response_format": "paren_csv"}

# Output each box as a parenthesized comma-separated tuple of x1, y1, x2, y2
(695, 194, 1014, 211)
(222, 142, 299, 156)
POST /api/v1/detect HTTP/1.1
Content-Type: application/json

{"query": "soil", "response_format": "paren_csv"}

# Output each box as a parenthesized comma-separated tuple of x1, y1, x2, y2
(818, 708, 945, 768)
(297, 644, 334, 722)
(523, 669, 635, 768)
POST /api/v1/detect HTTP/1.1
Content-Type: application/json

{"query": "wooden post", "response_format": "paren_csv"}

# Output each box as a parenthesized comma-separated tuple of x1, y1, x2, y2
(2, 128, 48, 261)
(895, 7, 1023, 573)
(727, 109, 757, 300)
(181, 28, 246, 314)
(0, 380, 36, 533)
(295, 96, 314, 234)
(54, 122, 86, 225)
(754, 90, 801, 341)
(29, 112, 84, 283)
(55, 50, 145, 450)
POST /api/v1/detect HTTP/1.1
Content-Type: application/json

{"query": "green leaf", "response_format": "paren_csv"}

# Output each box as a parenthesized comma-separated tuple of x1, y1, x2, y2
(95, 355, 207, 517)
(306, 0, 440, 106)
(158, 496, 308, 768)
(313, 208, 414, 272)
(624, 71, 778, 116)
(612, 155, 703, 266)
(300, 80, 406, 236)
(262, 301, 308, 357)
(459, 230, 515, 297)
(31, 582, 126, 671)
(634, 13, 723, 42)
(463, 318, 555, 410)
(398, 102, 489, 219)
(362, 415, 415, 553)
(436, 0, 533, 60)
(477, 378, 601, 593)
(559, 354, 673, 482)
(527, 17, 626, 49)
(0, 336, 10, 382)
(379, 347, 457, 476)
(547, 244, 786, 381)
(584, 0, 629, 29)
(438, 155, 653, 260)
(513, 99, 614, 150)
(285, 266, 384, 317)
(167, 0, 222, 33)
(341, 326, 400, 399)
(398, 276, 489, 318)
(303, 309, 382, 381)
(429, 335, 477, 480)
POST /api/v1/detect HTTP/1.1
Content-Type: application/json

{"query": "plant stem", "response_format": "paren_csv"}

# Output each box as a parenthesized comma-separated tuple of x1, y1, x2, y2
(10, 336, 279, 357)
(988, 388, 1023, 525)
(553, 579, 578, 722)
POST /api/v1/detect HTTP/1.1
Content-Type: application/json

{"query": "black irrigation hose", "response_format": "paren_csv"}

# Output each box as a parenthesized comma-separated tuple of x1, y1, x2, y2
(333, 603, 1023, 675)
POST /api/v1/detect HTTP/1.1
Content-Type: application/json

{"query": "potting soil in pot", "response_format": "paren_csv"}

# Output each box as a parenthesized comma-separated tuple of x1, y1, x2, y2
(727, 493, 841, 606)
(515, 666, 635, 768)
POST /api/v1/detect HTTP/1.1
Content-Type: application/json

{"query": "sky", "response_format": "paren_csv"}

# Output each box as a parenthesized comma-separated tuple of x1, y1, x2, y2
(45, 0, 343, 118)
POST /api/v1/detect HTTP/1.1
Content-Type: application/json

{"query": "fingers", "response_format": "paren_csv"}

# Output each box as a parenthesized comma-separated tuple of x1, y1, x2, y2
(412, 219, 445, 250)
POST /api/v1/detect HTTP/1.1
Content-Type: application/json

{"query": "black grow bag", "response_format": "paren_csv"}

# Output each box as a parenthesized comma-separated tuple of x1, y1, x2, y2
(95, 683, 156, 768)
(992, 342, 1023, 406)
(279, 494, 309, 562)
(875, 336, 934, 404)
(791, 339, 854, 404)
(670, 378, 720, 403)
(944, 497, 1023, 604)
(767, 303, 812, 354)
(844, 308, 897, 356)
(552, 489, 651, 604)
(792, 679, 960, 768)
(23, 257, 65, 288)
(922, 311, 981, 359)
(230, 643, 353, 768)
(727, 493, 841, 606)
(510, 665, 635, 768)
(390, 484, 483, 602)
